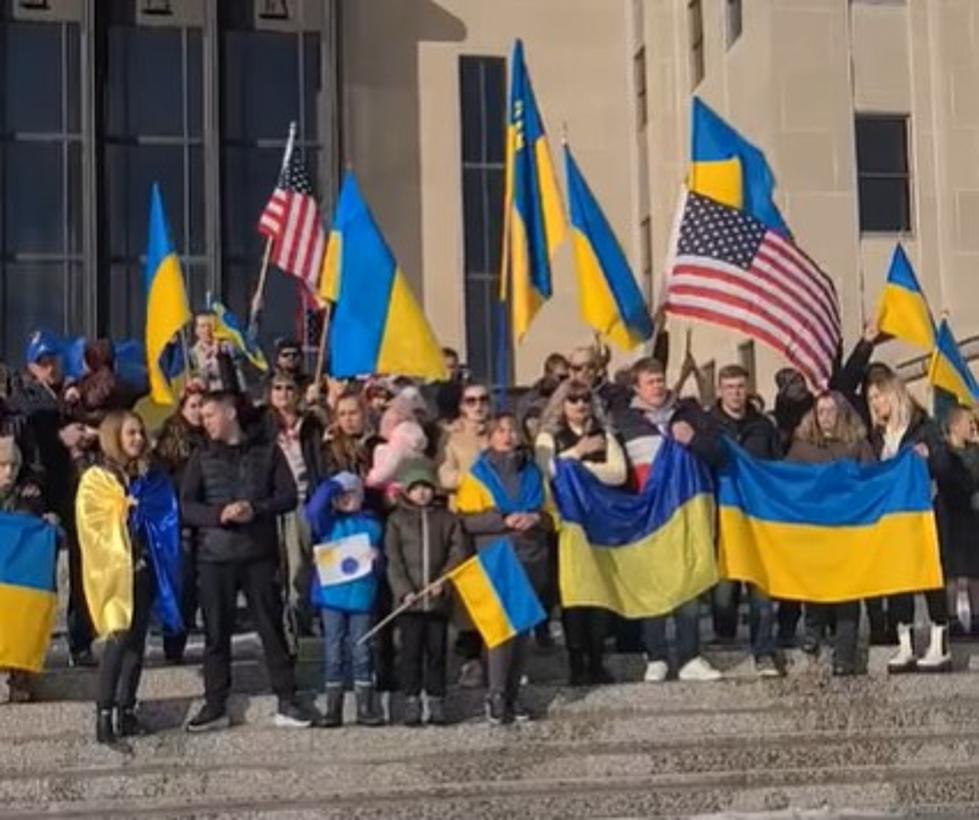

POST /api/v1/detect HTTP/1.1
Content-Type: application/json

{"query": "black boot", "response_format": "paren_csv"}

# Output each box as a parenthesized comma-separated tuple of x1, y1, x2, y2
(355, 685, 384, 727)
(116, 706, 150, 738)
(322, 687, 343, 728)
(96, 707, 131, 753)
(568, 651, 588, 687)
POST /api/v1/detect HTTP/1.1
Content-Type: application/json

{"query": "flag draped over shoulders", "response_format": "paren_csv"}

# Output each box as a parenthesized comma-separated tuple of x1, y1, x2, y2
(717, 440, 942, 602)
(549, 439, 717, 618)
(455, 452, 544, 516)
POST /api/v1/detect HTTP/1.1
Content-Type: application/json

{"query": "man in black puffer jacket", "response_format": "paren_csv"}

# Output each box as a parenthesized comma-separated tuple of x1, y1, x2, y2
(181, 391, 322, 732)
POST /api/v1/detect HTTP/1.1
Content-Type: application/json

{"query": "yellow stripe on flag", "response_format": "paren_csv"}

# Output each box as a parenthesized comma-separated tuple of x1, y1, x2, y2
(376, 269, 447, 381)
(0, 582, 57, 673)
(449, 558, 514, 649)
(571, 229, 642, 351)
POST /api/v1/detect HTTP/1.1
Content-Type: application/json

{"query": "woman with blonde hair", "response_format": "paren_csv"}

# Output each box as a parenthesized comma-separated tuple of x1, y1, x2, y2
(787, 391, 874, 674)
(865, 369, 950, 673)
(535, 379, 626, 686)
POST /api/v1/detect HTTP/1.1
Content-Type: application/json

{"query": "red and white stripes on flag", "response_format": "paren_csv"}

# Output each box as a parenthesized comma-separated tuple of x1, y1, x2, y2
(664, 190, 841, 387)
(257, 149, 325, 297)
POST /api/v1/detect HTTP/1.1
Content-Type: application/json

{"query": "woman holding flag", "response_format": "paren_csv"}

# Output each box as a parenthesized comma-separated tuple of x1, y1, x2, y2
(456, 413, 553, 724)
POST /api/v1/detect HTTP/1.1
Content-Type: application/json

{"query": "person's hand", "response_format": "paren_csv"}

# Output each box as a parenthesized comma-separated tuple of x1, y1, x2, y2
(305, 382, 321, 406)
(506, 512, 540, 532)
(913, 442, 929, 460)
(504, 513, 523, 530)
(575, 435, 606, 458)
(43, 512, 60, 527)
(671, 420, 695, 446)
(219, 503, 239, 524)
(863, 319, 880, 344)
(429, 583, 444, 598)
(58, 423, 85, 449)
(63, 385, 80, 404)
(402, 592, 417, 605)
(231, 501, 254, 523)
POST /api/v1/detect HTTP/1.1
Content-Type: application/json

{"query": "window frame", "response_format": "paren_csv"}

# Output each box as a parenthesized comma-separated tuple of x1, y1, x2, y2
(854, 112, 913, 235)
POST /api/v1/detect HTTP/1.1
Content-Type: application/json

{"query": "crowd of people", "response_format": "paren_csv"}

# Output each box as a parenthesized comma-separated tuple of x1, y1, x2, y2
(1, 313, 978, 753)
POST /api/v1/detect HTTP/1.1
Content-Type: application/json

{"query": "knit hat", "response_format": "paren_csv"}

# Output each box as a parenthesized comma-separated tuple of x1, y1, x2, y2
(398, 458, 438, 491)
(332, 471, 365, 507)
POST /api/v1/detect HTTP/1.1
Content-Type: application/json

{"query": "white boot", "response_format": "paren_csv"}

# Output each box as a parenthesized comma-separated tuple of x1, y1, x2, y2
(887, 623, 916, 674)
(918, 623, 951, 672)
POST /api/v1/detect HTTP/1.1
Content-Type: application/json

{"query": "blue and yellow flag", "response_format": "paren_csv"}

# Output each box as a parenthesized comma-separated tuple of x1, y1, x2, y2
(448, 539, 545, 649)
(549, 440, 717, 618)
(502, 39, 566, 340)
(929, 319, 979, 407)
(689, 96, 788, 234)
(0, 513, 57, 672)
(144, 183, 191, 404)
(717, 441, 942, 602)
(565, 143, 653, 351)
(319, 172, 446, 381)
(209, 300, 268, 372)
(875, 244, 936, 352)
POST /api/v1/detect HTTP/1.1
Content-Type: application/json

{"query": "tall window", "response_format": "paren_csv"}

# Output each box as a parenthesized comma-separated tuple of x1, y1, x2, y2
(725, 0, 743, 48)
(220, 0, 324, 351)
(688, 0, 705, 89)
(459, 56, 506, 386)
(0, 9, 82, 357)
(855, 114, 912, 233)
(103, 0, 204, 340)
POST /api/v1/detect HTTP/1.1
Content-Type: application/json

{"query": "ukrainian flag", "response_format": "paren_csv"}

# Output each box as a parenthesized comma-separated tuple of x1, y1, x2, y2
(549, 440, 717, 618)
(565, 143, 653, 351)
(929, 319, 979, 407)
(502, 39, 566, 340)
(319, 172, 446, 381)
(875, 244, 936, 352)
(448, 539, 545, 649)
(144, 183, 191, 404)
(209, 300, 268, 372)
(717, 441, 942, 602)
(0, 514, 57, 673)
(689, 96, 788, 233)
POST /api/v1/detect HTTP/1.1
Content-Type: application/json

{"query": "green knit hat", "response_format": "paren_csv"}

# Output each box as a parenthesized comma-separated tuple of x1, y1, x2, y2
(398, 458, 438, 491)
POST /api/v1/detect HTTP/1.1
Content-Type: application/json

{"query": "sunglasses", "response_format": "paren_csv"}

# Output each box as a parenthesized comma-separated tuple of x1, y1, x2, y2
(463, 395, 490, 406)
(566, 394, 591, 405)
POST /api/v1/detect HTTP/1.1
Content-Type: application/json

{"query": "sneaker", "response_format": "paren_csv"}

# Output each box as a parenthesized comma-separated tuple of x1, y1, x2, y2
(677, 656, 722, 682)
(186, 703, 230, 733)
(426, 696, 447, 726)
(458, 659, 484, 689)
(274, 699, 322, 729)
(69, 649, 97, 669)
(506, 697, 531, 723)
(754, 656, 782, 678)
(643, 660, 669, 683)
(485, 693, 509, 726)
(801, 631, 821, 656)
(403, 695, 423, 727)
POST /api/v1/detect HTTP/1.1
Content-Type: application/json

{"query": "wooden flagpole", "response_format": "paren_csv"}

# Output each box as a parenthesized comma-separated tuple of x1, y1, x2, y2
(311, 302, 331, 398)
(249, 121, 298, 327)
(356, 569, 454, 646)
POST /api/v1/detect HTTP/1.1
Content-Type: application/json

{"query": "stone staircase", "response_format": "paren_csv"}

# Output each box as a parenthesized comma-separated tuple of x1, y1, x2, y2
(5, 634, 979, 818)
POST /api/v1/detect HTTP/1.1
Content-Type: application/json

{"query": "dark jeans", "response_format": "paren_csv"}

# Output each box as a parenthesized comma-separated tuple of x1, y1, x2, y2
(807, 601, 859, 668)
(399, 612, 448, 697)
(487, 633, 528, 700)
(712, 580, 741, 640)
(642, 597, 701, 667)
(372, 578, 398, 690)
(66, 531, 94, 656)
(322, 609, 373, 687)
(890, 589, 949, 626)
(713, 580, 775, 659)
(96, 565, 154, 709)
(777, 600, 802, 642)
(198, 557, 296, 708)
(563, 606, 609, 670)
(163, 530, 197, 660)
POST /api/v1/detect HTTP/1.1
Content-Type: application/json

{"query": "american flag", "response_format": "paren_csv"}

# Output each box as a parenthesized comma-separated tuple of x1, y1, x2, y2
(258, 147, 325, 296)
(664, 191, 841, 387)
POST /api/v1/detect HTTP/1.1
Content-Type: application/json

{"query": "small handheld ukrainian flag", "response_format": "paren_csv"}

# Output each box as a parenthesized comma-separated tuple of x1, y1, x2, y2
(565, 143, 653, 351)
(448, 539, 545, 649)
(875, 244, 936, 352)
(929, 319, 979, 407)
(501, 39, 566, 341)
(144, 184, 191, 404)
(319, 172, 446, 381)
(689, 96, 788, 234)
(209, 300, 268, 372)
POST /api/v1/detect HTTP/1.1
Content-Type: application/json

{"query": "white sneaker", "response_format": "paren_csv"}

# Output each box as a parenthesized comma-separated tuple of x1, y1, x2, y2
(678, 656, 723, 682)
(643, 660, 669, 682)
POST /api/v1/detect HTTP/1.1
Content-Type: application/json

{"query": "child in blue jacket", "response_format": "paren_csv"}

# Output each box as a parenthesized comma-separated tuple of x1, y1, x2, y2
(305, 471, 384, 728)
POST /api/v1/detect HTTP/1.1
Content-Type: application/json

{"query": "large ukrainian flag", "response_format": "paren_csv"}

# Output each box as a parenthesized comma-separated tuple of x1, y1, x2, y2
(319, 172, 446, 381)
(565, 143, 653, 351)
(550, 440, 717, 618)
(929, 319, 979, 407)
(717, 441, 943, 602)
(144, 183, 191, 405)
(0, 514, 58, 672)
(502, 39, 566, 340)
(689, 96, 788, 233)
(448, 539, 545, 649)
(875, 244, 936, 352)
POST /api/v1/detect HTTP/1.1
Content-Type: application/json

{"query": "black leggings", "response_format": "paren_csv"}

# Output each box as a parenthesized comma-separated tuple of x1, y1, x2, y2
(889, 589, 948, 627)
(96, 565, 154, 710)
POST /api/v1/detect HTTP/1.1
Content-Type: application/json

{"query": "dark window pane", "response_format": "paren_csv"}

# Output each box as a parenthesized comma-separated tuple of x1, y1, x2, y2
(464, 277, 490, 383)
(459, 58, 482, 165)
(259, 267, 300, 352)
(187, 28, 203, 137)
(462, 167, 486, 272)
(858, 177, 910, 233)
(222, 263, 253, 329)
(106, 26, 184, 138)
(3, 22, 62, 133)
(485, 168, 504, 274)
(184, 262, 209, 316)
(189, 144, 205, 254)
(222, 30, 299, 142)
(108, 264, 145, 341)
(4, 263, 67, 357)
(67, 23, 81, 133)
(5, 141, 62, 252)
(222, 146, 283, 260)
(856, 117, 908, 174)
(68, 141, 82, 254)
(302, 32, 321, 143)
(483, 60, 506, 165)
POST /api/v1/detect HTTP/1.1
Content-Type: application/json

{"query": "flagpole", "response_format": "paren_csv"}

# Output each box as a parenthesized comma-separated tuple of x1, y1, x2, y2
(312, 302, 331, 398)
(249, 121, 298, 327)
(356, 569, 453, 646)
